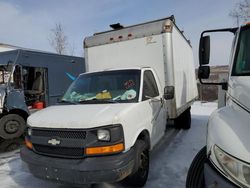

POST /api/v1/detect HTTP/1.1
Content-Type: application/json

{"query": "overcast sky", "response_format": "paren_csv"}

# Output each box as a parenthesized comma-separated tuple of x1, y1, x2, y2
(0, 0, 239, 66)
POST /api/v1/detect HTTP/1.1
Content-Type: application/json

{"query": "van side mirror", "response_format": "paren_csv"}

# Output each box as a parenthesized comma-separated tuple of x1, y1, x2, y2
(198, 66, 210, 79)
(199, 36, 210, 65)
(164, 86, 174, 100)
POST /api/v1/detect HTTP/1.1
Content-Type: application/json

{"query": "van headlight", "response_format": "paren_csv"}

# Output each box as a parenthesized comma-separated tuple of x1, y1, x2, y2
(97, 129, 110, 141)
(86, 124, 125, 156)
(214, 145, 250, 187)
(27, 128, 32, 136)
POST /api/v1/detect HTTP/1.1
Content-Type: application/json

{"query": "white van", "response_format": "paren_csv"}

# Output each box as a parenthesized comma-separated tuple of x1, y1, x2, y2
(21, 16, 198, 187)
(187, 23, 250, 188)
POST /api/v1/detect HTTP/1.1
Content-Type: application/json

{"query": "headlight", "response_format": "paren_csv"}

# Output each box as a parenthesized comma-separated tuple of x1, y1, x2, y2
(85, 125, 124, 156)
(27, 128, 32, 136)
(97, 129, 110, 141)
(214, 145, 250, 187)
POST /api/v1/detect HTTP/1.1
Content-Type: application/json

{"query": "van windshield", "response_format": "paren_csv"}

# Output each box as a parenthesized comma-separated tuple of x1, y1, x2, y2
(0, 65, 13, 85)
(61, 70, 141, 104)
(233, 27, 250, 76)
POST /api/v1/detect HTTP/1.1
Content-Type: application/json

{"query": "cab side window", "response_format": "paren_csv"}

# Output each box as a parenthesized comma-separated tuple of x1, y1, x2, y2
(142, 70, 159, 100)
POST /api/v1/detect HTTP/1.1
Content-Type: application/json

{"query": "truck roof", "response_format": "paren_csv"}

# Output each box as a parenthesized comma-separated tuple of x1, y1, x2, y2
(84, 15, 191, 48)
(0, 43, 55, 54)
(0, 49, 84, 68)
(0, 49, 83, 59)
(0, 43, 83, 59)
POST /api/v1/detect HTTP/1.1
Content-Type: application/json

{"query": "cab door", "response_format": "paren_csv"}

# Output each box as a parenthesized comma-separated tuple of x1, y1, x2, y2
(142, 69, 166, 147)
(6, 64, 28, 113)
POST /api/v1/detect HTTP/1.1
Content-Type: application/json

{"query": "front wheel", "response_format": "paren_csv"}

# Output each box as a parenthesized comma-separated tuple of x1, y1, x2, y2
(124, 140, 149, 187)
(186, 146, 206, 188)
(0, 114, 26, 139)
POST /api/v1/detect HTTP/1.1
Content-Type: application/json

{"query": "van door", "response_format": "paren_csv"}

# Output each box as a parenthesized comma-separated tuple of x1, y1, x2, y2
(142, 70, 166, 146)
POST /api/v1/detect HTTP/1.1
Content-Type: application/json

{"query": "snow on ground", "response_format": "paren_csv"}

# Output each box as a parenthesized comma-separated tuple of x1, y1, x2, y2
(0, 102, 217, 188)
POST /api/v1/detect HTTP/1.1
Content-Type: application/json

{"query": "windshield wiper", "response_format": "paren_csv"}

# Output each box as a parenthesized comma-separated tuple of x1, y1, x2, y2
(78, 99, 119, 104)
(58, 99, 77, 105)
(102, 99, 119, 103)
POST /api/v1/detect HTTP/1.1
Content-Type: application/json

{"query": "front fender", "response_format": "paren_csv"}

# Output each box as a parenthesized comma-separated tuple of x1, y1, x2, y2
(207, 102, 250, 163)
(130, 128, 151, 150)
(116, 102, 152, 150)
(122, 116, 152, 151)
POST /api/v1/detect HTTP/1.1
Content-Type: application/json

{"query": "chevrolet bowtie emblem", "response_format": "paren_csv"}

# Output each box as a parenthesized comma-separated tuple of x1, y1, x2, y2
(48, 138, 61, 146)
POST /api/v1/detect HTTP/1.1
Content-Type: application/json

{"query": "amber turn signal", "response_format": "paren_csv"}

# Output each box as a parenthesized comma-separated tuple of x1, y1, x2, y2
(25, 138, 33, 149)
(86, 143, 124, 155)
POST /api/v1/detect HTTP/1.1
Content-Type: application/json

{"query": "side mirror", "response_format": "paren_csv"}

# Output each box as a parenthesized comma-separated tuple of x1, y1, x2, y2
(199, 35, 210, 65)
(164, 86, 174, 100)
(198, 66, 210, 79)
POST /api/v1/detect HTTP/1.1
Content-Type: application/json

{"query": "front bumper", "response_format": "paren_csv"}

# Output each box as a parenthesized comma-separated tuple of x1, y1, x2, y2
(204, 161, 239, 188)
(21, 146, 135, 185)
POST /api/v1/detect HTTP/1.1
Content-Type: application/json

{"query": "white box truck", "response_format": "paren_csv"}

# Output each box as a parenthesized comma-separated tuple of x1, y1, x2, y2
(186, 23, 250, 188)
(21, 16, 198, 186)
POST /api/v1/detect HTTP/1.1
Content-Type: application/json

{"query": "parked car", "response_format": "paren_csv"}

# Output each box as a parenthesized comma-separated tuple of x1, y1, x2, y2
(0, 49, 85, 139)
(21, 16, 198, 187)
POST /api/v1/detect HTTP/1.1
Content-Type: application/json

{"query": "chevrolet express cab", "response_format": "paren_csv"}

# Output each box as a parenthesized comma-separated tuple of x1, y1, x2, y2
(187, 23, 250, 188)
(21, 16, 198, 187)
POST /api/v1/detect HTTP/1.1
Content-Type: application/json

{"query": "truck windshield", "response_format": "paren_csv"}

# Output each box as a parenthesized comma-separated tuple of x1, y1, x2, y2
(61, 70, 141, 104)
(0, 65, 12, 85)
(233, 27, 250, 76)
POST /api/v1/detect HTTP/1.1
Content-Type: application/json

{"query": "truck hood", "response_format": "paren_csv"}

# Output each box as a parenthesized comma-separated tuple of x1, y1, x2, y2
(207, 104, 250, 163)
(27, 103, 134, 129)
(229, 77, 250, 112)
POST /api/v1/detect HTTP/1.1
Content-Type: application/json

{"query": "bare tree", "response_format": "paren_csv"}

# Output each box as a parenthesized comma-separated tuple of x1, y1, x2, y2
(49, 23, 68, 55)
(229, 0, 250, 26)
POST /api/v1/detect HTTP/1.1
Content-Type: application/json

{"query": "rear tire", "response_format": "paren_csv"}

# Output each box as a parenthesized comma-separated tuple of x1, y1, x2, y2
(174, 107, 191, 129)
(0, 114, 26, 139)
(124, 140, 149, 187)
(186, 146, 206, 188)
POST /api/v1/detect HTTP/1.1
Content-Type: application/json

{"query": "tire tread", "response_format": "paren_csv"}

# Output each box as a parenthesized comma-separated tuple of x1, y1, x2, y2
(186, 146, 206, 188)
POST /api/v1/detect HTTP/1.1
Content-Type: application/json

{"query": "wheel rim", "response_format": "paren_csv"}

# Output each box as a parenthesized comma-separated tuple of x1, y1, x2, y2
(138, 150, 149, 178)
(4, 120, 19, 134)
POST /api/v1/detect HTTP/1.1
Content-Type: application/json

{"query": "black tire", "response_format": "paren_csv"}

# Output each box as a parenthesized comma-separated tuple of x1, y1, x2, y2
(124, 140, 149, 187)
(182, 107, 191, 130)
(0, 114, 26, 139)
(186, 146, 206, 188)
(174, 107, 191, 130)
(0, 138, 22, 152)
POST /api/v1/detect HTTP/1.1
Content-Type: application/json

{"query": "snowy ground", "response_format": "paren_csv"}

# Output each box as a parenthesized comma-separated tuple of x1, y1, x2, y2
(0, 102, 217, 188)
